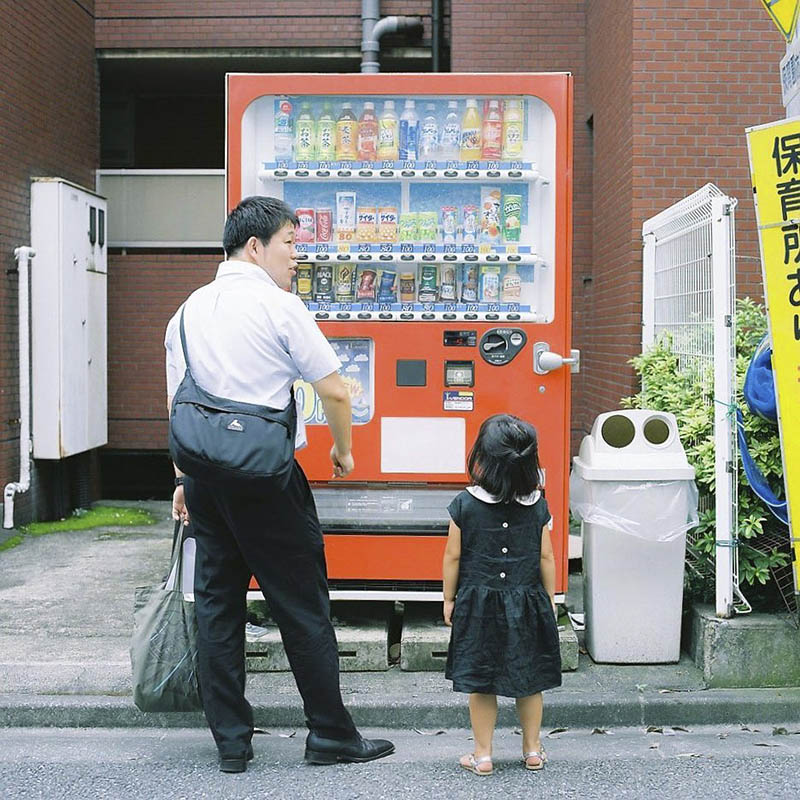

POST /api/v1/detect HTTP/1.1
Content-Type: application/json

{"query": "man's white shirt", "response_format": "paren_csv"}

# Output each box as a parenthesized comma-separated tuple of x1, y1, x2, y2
(165, 260, 341, 449)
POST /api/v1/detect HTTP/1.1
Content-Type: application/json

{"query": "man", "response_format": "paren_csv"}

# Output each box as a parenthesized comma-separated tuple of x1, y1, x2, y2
(165, 196, 394, 772)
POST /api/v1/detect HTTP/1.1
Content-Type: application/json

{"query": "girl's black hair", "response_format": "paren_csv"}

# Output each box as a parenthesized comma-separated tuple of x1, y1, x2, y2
(467, 414, 542, 503)
(223, 196, 298, 256)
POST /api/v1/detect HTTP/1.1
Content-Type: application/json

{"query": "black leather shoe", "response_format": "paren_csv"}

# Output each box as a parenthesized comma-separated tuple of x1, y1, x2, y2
(304, 732, 395, 765)
(219, 743, 254, 773)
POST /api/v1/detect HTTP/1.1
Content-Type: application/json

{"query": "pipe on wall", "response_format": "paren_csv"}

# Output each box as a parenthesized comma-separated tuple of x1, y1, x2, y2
(361, 0, 424, 73)
(4, 246, 35, 529)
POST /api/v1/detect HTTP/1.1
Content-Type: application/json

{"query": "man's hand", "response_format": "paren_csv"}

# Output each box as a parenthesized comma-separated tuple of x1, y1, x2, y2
(330, 445, 354, 478)
(443, 599, 455, 627)
(172, 485, 190, 525)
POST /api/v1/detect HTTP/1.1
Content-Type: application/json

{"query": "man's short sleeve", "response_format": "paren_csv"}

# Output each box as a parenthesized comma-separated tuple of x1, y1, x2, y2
(280, 295, 341, 383)
(164, 310, 185, 397)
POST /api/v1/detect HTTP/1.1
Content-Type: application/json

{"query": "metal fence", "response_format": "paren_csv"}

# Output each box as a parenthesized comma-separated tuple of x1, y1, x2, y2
(641, 184, 744, 618)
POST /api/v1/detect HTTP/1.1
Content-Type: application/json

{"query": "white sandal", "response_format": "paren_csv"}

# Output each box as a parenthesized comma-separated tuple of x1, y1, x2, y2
(459, 753, 493, 775)
(522, 747, 547, 771)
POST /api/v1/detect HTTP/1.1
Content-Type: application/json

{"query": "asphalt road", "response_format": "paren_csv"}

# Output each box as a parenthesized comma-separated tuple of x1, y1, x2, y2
(2, 724, 800, 799)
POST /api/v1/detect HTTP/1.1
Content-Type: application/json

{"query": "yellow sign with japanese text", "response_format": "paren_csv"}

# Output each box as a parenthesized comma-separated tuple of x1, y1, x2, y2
(747, 116, 800, 588)
(759, 0, 800, 42)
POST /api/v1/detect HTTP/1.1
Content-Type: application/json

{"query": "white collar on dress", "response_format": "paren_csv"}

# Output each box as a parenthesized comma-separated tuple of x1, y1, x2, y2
(466, 485, 541, 506)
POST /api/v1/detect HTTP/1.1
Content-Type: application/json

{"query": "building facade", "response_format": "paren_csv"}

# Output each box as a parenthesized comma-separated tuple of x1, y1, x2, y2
(0, 0, 785, 520)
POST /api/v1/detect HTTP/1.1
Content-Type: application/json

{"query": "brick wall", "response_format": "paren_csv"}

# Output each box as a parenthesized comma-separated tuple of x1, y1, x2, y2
(451, 0, 593, 448)
(0, 0, 98, 523)
(95, 1, 434, 49)
(106, 252, 219, 450)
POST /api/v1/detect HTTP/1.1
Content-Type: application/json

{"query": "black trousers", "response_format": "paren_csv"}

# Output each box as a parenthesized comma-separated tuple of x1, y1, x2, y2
(184, 462, 357, 757)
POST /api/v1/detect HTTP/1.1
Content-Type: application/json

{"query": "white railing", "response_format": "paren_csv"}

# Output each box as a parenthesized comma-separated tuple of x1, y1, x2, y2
(95, 169, 225, 248)
(642, 183, 745, 618)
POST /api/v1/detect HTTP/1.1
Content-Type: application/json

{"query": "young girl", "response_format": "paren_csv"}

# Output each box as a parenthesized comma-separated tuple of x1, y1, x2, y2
(443, 413, 560, 776)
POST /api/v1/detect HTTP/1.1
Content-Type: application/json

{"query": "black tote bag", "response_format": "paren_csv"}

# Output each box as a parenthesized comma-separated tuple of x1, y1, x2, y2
(168, 307, 297, 489)
(130, 521, 202, 713)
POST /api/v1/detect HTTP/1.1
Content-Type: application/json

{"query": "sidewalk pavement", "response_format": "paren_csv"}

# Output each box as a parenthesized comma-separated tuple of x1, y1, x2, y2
(1, 500, 799, 730)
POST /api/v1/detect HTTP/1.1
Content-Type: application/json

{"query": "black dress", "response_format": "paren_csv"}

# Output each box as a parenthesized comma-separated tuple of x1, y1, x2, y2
(445, 490, 562, 698)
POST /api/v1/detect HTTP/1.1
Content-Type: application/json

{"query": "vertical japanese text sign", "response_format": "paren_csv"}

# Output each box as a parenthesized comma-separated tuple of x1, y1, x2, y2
(746, 118, 800, 582)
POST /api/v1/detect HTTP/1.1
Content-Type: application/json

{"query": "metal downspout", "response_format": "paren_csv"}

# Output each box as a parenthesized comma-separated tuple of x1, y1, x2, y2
(361, 0, 424, 73)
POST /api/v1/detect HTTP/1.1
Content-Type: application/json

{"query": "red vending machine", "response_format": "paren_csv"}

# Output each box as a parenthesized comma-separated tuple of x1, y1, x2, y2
(227, 73, 574, 602)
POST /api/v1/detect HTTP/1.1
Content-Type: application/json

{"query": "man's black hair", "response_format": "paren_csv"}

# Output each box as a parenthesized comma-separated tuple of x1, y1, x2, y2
(467, 414, 542, 504)
(223, 196, 298, 256)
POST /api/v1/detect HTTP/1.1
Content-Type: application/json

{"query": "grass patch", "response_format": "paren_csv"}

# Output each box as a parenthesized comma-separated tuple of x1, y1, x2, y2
(0, 534, 25, 552)
(21, 506, 156, 535)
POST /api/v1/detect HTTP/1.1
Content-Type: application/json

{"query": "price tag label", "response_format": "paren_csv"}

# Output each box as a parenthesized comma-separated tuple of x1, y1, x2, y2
(380, 242, 394, 253)
(400, 242, 414, 254)
(316, 243, 329, 253)
(479, 243, 492, 254)
(358, 242, 371, 253)
(295, 243, 308, 253)
(338, 243, 350, 254)
(423, 243, 436, 254)
(506, 244, 518, 255)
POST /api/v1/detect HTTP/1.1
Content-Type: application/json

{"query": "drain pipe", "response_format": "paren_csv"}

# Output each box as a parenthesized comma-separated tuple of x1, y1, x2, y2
(361, 0, 424, 73)
(4, 246, 35, 529)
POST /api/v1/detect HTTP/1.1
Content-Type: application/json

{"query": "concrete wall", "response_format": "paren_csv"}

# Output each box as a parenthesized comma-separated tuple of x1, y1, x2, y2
(0, 0, 99, 522)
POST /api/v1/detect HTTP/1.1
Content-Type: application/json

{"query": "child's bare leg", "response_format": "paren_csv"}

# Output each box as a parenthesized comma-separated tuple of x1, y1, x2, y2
(468, 692, 497, 758)
(515, 693, 544, 763)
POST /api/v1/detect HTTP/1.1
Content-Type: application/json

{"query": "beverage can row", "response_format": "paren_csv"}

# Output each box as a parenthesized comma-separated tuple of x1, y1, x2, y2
(295, 262, 523, 304)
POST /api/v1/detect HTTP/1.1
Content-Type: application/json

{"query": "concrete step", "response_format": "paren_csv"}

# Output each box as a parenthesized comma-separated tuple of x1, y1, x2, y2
(246, 621, 390, 672)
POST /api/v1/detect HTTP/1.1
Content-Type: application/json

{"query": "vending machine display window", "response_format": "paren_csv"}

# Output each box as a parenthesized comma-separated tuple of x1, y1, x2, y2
(294, 337, 374, 426)
(239, 92, 556, 323)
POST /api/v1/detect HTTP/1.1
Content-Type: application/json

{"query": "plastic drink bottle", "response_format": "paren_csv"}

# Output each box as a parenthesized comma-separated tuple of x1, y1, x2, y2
(294, 102, 315, 161)
(274, 97, 293, 160)
(419, 102, 439, 158)
(377, 100, 399, 160)
(481, 99, 502, 160)
(440, 100, 460, 160)
(399, 99, 420, 161)
(502, 98, 524, 160)
(316, 102, 336, 162)
(336, 102, 358, 161)
(459, 98, 482, 161)
(357, 101, 379, 162)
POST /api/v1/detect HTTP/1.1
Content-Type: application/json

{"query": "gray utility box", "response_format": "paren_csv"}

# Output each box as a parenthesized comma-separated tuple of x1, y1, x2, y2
(570, 410, 698, 664)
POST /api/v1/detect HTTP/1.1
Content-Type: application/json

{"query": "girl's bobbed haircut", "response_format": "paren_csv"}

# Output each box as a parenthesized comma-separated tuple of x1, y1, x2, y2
(467, 414, 541, 504)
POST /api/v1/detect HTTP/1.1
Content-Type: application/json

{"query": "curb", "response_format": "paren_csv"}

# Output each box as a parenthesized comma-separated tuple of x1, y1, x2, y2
(3, 688, 800, 730)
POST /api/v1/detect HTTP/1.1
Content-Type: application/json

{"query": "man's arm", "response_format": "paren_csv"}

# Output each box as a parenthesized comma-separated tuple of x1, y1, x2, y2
(167, 394, 188, 523)
(311, 371, 354, 477)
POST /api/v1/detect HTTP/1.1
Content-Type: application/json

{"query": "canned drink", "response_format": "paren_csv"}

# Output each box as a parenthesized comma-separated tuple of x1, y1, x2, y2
(460, 263, 478, 303)
(502, 194, 522, 243)
(418, 264, 439, 303)
(399, 271, 417, 302)
(377, 269, 397, 303)
(356, 268, 377, 301)
(440, 263, 457, 301)
(296, 263, 313, 300)
(479, 265, 501, 302)
(316, 207, 333, 242)
(357, 207, 378, 242)
(335, 191, 356, 241)
(378, 206, 398, 242)
(462, 204, 479, 244)
(334, 263, 356, 302)
(441, 206, 458, 244)
(398, 212, 419, 243)
(313, 263, 334, 302)
(295, 208, 316, 243)
(480, 187, 502, 244)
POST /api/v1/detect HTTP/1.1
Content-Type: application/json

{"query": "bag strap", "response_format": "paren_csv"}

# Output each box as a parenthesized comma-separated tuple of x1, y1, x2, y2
(736, 408, 789, 526)
(178, 306, 193, 377)
(167, 519, 188, 591)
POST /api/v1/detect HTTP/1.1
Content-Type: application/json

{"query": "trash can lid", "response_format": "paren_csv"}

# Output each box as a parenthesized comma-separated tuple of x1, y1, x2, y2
(572, 409, 696, 481)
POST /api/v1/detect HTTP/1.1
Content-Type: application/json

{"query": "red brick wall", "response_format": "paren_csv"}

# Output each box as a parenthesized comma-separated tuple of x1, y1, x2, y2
(585, 0, 635, 418)
(95, 1, 434, 49)
(106, 253, 219, 450)
(0, 0, 98, 522)
(451, 0, 593, 448)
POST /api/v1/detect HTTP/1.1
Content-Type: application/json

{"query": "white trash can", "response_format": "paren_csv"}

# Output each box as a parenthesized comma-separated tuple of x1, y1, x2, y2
(570, 410, 699, 663)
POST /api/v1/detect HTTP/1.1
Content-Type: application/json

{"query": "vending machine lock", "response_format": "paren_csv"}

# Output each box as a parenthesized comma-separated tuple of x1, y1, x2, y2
(479, 328, 527, 366)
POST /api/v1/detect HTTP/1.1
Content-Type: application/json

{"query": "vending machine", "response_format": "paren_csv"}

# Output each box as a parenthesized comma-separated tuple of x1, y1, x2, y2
(227, 73, 575, 602)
